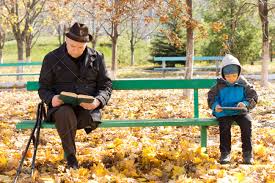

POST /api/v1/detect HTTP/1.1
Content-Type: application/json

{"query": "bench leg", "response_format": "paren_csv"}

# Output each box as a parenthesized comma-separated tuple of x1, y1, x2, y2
(200, 126, 207, 153)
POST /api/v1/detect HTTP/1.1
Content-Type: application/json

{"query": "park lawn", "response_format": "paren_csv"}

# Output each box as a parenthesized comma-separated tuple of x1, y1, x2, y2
(3, 37, 59, 62)
(1, 35, 151, 68)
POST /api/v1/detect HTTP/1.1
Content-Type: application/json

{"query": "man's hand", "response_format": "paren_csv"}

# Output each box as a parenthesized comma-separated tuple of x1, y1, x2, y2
(215, 104, 223, 112)
(52, 95, 64, 107)
(237, 102, 246, 108)
(80, 98, 100, 110)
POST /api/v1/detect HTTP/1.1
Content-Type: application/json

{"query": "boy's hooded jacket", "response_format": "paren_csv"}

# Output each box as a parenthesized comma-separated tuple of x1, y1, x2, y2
(207, 54, 258, 118)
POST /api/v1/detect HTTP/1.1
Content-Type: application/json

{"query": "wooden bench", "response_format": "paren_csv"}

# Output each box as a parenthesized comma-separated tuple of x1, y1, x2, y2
(153, 56, 224, 76)
(17, 79, 219, 146)
(14, 79, 218, 179)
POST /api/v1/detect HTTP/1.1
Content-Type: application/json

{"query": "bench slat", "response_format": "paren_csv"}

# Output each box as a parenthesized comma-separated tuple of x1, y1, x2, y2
(0, 73, 40, 76)
(0, 62, 42, 67)
(16, 118, 219, 129)
(27, 79, 217, 91)
(153, 56, 223, 62)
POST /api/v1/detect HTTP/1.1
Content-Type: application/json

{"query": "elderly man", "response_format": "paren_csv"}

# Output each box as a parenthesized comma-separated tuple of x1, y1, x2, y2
(38, 22, 112, 169)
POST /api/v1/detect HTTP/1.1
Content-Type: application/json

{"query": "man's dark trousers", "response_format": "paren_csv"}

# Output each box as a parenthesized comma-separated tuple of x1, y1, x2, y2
(52, 104, 94, 156)
(218, 114, 252, 154)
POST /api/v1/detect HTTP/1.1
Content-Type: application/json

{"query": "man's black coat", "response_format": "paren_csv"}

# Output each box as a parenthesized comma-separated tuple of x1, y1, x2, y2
(38, 43, 112, 125)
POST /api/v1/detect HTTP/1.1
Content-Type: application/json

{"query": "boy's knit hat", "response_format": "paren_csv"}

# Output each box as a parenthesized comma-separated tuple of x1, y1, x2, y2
(223, 64, 239, 75)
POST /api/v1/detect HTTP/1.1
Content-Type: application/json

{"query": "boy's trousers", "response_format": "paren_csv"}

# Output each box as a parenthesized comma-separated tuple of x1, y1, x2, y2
(217, 114, 252, 153)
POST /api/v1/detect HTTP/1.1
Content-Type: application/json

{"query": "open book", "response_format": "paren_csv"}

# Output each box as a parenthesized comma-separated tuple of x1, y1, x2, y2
(59, 91, 95, 106)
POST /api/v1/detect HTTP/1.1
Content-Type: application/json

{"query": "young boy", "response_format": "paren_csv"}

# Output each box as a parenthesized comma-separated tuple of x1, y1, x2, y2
(207, 54, 258, 164)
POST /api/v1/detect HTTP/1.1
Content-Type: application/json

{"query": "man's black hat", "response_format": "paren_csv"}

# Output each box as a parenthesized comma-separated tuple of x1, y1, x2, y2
(66, 22, 92, 43)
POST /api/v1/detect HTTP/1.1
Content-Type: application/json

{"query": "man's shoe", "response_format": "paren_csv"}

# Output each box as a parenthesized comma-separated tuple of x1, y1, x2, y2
(66, 154, 79, 169)
(243, 151, 254, 165)
(220, 152, 230, 164)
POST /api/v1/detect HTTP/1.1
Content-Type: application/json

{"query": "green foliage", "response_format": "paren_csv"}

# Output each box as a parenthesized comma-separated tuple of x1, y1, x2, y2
(150, 20, 186, 58)
(201, 0, 261, 64)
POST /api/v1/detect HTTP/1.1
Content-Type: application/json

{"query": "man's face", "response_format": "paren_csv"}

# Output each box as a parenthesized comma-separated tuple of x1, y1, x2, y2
(66, 37, 87, 58)
(224, 73, 238, 84)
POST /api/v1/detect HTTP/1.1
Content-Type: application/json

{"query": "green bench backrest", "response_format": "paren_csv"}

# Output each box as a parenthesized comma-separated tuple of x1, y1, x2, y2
(27, 79, 216, 118)
(0, 62, 42, 67)
(153, 56, 224, 62)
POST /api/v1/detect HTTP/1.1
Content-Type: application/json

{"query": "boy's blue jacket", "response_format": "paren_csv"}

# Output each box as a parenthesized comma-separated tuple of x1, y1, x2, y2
(208, 77, 258, 118)
(207, 54, 258, 118)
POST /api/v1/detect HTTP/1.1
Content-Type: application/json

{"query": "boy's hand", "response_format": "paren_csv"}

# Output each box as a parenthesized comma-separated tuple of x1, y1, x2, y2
(237, 102, 246, 108)
(215, 105, 223, 112)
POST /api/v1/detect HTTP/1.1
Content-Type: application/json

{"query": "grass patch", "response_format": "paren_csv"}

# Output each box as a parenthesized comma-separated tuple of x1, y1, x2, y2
(1, 35, 153, 68)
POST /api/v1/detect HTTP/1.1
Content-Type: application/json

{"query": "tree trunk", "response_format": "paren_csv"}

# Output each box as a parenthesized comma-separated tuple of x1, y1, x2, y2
(229, 0, 236, 52)
(185, 27, 194, 80)
(269, 40, 273, 62)
(57, 24, 62, 46)
(185, 0, 194, 80)
(26, 45, 31, 62)
(258, 0, 270, 87)
(130, 45, 135, 66)
(63, 24, 67, 43)
(261, 40, 269, 86)
(0, 26, 5, 64)
(91, 34, 97, 49)
(0, 49, 3, 64)
(110, 22, 119, 79)
(184, 0, 194, 98)
(16, 39, 24, 80)
(130, 19, 135, 66)
(111, 36, 118, 79)
(25, 34, 32, 62)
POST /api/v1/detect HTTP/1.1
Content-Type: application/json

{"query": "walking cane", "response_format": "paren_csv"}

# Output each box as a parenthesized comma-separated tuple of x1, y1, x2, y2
(13, 101, 45, 183)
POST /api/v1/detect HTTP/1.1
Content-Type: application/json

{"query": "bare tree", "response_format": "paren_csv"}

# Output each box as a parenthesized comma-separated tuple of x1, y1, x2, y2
(73, 0, 105, 49)
(24, 0, 47, 61)
(258, 0, 273, 87)
(1, 0, 47, 79)
(185, 0, 194, 80)
(101, 0, 131, 79)
(2, 0, 27, 80)
(47, 1, 73, 46)
(127, 1, 158, 66)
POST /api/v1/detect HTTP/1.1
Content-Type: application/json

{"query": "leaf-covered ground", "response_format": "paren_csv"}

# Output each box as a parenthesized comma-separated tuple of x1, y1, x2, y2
(0, 81, 274, 183)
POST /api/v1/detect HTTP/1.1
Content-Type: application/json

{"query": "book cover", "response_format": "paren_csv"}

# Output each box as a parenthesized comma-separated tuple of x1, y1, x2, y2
(59, 91, 95, 105)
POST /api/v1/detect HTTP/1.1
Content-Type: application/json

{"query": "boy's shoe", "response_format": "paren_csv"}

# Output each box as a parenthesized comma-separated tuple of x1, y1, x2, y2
(243, 151, 254, 164)
(66, 154, 79, 169)
(220, 152, 230, 164)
